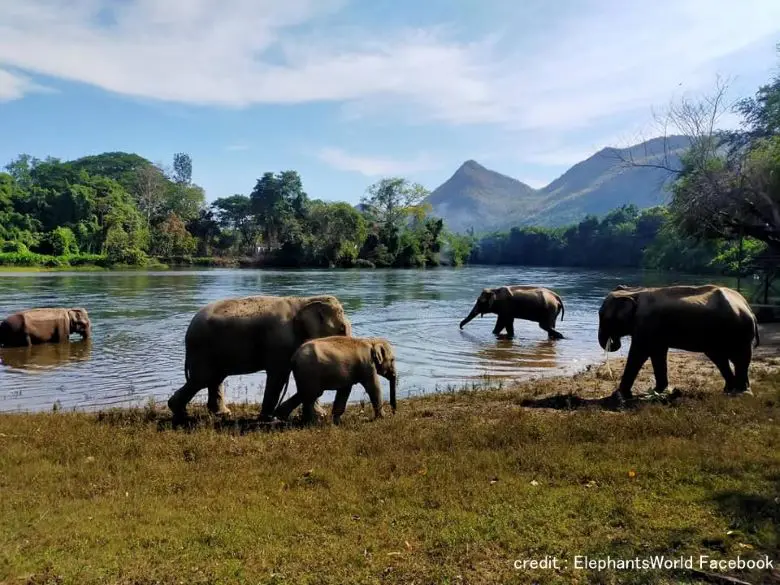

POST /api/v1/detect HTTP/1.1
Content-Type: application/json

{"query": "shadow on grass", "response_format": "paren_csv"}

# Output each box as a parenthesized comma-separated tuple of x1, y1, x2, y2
(519, 388, 687, 412)
(712, 491, 780, 551)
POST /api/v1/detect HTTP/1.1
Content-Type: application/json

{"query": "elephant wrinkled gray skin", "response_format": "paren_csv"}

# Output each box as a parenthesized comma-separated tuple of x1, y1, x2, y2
(459, 285, 565, 339)
(167, 295, 352, 420)
(0, 308, 91, 347)
(275, 336, 397, 425)
(598, 284, 760, 400)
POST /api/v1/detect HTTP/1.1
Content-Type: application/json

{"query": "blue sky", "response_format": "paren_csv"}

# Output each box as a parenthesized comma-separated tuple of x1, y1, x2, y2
(1, 0, 779, 205)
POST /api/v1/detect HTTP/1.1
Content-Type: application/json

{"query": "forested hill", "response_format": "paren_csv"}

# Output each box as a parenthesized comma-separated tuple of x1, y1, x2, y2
(426, 135, 691, 234)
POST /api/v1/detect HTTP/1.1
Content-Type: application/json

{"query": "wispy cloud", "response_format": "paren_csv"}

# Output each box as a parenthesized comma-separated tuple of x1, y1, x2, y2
(0, 67, 52, 101)
(225, 143, 250, 152)
(317, 148, 438, 176)
(0, 0, 777, 161)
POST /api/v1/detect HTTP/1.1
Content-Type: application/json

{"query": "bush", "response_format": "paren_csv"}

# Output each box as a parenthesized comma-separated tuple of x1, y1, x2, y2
(38, 227, 79, 256)
(1, 241, 28, 253)
(354, 258, 375, 269)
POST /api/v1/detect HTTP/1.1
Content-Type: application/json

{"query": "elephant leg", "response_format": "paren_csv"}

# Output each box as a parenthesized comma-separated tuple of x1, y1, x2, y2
(207, 379, 231, 416)
(332, 385, 352, 425)
(731, 345, 752, 393)
(504, 318, 515, 338)
(649, 347, 669, 394)
(616, 343, 650, 400)
(260, 368, 291, 421)
(168, 380, 202, 418)
(705, 351, 736, 393)
(275, 392, 304, 421)
(301, 399, 318, 426)
(540, 321, 564, 340)
(363, 374, 383, 420)
(492, 316, 507, 336)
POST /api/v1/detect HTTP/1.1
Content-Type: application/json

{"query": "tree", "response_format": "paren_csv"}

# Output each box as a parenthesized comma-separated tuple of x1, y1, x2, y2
(306, 201, 367, 266)
(250, 170, 309, 249)
(212, 194, 258, 254)
(360, 177, 431, 231)
(133, 164, 167, 226)
(151, 212, 197, 257)
(172, 153, 192, 185)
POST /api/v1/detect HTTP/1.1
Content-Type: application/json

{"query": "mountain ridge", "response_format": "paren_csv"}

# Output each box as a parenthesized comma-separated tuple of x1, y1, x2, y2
(426, 135, 690, 233)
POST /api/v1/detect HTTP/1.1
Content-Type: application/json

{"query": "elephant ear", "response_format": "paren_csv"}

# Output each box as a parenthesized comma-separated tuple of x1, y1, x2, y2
(294, 301, 328, 341)
(371, 341, 387, 367)
(612, 294, 639, 322)
(494, 287, 512, 301)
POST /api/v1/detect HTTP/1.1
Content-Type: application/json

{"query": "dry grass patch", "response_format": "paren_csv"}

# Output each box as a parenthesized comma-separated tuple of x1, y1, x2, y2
(1, 353, 780, 584)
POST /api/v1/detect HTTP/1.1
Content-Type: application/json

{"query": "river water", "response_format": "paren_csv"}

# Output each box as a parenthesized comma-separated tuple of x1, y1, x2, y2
(0, 266, 746, 412)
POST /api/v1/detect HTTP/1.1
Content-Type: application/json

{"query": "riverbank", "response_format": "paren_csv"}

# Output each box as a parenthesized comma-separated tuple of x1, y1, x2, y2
(2, 346, 780, 585)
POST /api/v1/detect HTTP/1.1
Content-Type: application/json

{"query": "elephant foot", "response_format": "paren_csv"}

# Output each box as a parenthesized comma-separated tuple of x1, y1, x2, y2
(167, 396, 188, 419)
(725, 387, 754, 397)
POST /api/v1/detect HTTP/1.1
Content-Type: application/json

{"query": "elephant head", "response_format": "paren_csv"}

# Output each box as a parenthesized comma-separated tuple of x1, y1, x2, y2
(294, 297, 352, 342)
(370, 339, 397, 412)
(459, 287, 511, 329)
(68, 308, 91, 339)
(598, 291, 638, 352)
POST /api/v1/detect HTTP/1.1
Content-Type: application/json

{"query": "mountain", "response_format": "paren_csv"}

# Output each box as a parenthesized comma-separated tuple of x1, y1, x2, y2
(426, 136, 690, 233)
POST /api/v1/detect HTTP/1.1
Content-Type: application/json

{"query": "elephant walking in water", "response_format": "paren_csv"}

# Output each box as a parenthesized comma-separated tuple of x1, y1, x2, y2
(167, 295, 352, 421)
(598, 284, 760, 400)
(459, 286, 565, 339)
(0, 308, 91, 347)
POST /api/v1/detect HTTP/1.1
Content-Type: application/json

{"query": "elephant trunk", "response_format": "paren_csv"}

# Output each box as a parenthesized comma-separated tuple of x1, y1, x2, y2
(389, 374, 397, 413)
(598, 327, 620, 352)
(459, 304, 480, 329)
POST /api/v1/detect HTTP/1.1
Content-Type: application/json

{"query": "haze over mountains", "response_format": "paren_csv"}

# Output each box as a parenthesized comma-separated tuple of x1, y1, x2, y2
(426, 136, 690, 234)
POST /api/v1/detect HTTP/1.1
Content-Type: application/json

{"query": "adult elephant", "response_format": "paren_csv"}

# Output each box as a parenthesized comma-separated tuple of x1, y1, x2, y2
(598, 284, 759, 400)
(0, 308, 91, 347)
(459, 285, 565, 339)
(167, 295, 352, 420)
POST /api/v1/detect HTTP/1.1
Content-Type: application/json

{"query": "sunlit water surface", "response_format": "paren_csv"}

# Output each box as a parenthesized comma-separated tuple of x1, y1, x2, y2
(0, 267, 745, 412)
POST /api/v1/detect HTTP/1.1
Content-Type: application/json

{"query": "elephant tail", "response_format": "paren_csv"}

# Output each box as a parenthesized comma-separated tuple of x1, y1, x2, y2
(754, 316, 760, 348)
(555, 295, 565, 321)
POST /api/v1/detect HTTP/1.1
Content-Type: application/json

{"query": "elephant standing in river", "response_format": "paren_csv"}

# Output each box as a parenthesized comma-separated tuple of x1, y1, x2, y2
(0, 308, 91, 347)
(598, 284, 759, 400)
(275, 336, 398, 425)
(167, 295, 352, 420)
(459, 286, 565, 339)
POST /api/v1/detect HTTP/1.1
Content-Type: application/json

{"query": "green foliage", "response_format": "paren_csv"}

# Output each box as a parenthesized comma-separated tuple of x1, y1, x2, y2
(39, 226, 79, 256)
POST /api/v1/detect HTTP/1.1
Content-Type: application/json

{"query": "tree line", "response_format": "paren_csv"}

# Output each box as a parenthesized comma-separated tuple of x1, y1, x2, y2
(0, 154, 469, 269)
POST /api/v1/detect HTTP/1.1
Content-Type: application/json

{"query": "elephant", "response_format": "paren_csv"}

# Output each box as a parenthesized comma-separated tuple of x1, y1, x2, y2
(167, 295, 352, 420)
(459, 285, 565, 339)
(0, 308, 91, 347)
(275, 336, 398, 425)
(598, 284, 760, 400)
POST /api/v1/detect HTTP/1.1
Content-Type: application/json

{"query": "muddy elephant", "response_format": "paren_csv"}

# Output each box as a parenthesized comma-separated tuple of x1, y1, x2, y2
(167, 295, 352, 420)
(0, 308, 91, 347)
(459, 285, 565, 339)
(275, 336, 397, 425)
(598, 284, 759, 400)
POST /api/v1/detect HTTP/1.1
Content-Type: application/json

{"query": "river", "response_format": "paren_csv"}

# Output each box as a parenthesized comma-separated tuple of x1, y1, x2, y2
(0, 266, 749, 413)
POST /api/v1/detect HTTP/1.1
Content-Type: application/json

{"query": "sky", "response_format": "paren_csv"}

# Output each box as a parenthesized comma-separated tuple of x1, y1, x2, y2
(0, 0, 779, 205)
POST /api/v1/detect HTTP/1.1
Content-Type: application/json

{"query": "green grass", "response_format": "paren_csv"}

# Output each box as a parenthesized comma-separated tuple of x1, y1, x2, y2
(1, 355, 779, 584)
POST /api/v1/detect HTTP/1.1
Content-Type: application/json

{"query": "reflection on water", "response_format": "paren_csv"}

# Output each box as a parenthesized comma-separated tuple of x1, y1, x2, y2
(0, 267, 748, 412)
(1, 339, 93, 372)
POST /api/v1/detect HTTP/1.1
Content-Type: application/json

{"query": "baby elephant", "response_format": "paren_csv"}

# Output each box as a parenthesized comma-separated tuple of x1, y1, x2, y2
(275, 336, 398, 425)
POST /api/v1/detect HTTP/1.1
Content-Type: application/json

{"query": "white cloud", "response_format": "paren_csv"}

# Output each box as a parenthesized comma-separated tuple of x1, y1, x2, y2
(0, 0, 777, 136)
(0, 68, 51, 101)
(317, 148, 438, 176)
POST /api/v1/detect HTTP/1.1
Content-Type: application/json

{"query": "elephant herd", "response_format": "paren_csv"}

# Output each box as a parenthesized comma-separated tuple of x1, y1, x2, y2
(0, 282, 761, 424)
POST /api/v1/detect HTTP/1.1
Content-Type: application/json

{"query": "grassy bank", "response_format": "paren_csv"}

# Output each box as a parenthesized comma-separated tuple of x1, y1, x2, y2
(0, 253, 240, 272)
(1, 354, 780, 585)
